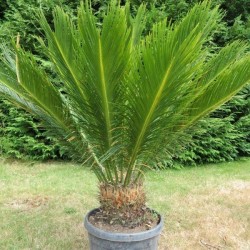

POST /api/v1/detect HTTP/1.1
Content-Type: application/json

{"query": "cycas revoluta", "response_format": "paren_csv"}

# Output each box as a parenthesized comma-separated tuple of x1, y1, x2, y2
(0, 0, 249, 224)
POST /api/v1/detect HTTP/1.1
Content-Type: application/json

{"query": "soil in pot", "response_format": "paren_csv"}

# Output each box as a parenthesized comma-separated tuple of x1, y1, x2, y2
(88, 207, 160, 233)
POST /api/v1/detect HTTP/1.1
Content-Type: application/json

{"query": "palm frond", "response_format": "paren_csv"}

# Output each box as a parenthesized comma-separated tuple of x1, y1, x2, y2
(123, 1, 223, 184)
(187, 54, 250, 125)
(125, 3, 146, 46)
(0, 46, 108, 180)
(36, 1, 143, 183)
(0, 47, 45, 114)
(1, 47, 82, 154)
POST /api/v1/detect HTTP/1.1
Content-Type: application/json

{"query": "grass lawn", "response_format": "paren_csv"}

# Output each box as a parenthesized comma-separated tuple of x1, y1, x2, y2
(0, 158, 249, 250)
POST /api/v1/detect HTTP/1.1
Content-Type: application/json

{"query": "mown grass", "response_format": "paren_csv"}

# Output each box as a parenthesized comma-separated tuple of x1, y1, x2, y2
(0, 158, 249, 249)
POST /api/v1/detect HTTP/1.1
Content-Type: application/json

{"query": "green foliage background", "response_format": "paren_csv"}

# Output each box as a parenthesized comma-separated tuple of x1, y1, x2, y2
(0, 99, 70, 160)
(0, 0, 249, 164)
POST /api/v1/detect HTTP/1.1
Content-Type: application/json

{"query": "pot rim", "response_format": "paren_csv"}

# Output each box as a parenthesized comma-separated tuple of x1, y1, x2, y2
(84, 208, 164, 242)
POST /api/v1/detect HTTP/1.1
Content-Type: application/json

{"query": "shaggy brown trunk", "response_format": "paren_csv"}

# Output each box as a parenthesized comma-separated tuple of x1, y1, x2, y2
(97, 182, 149, 227)
(99, 182, 146, 210)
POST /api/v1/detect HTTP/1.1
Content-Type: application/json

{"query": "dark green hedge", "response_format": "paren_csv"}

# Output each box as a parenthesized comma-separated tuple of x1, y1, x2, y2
(174, 86, 250, 165)
(0, 99, 70, 160)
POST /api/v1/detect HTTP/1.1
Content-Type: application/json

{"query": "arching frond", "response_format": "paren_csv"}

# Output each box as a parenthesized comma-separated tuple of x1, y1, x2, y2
(123, 1, 224, 184)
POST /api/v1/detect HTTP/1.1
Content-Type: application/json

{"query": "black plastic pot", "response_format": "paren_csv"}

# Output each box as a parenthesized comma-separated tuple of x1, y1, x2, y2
(84, 208, 163, 250)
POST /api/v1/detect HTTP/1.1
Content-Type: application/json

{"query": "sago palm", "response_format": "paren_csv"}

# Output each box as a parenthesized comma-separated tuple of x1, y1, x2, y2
(0, 1, 249, 226)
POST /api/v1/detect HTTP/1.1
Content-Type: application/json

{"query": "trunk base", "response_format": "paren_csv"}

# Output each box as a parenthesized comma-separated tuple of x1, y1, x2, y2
(98, 182, 147, 228)
(99, 182, 146, 210)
